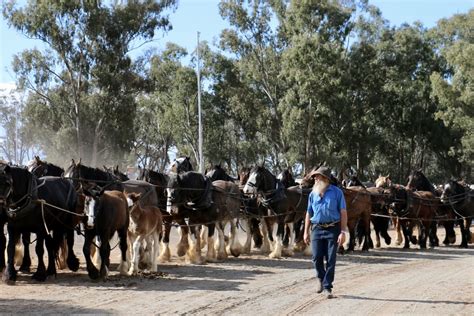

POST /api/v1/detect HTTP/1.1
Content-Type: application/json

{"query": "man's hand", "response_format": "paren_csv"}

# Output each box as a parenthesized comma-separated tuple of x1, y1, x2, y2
(304, 231, 310, 245)
(337, 231, 346, 246)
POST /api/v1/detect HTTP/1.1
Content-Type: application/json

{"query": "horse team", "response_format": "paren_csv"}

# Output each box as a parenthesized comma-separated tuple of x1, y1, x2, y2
(0, 156, 472, 285)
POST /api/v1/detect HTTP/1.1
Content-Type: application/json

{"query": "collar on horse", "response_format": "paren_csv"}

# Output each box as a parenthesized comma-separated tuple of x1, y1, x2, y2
(185, 177, 213, 211)
(260, 180, 286, 209)
(7, 175, 43, 220)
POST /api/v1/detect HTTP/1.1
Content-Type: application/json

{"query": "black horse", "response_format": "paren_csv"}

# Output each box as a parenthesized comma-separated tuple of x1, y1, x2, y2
(64, 160, 124, 191)
(28, 156, 64, 178)
(441, 180, 473, 248)
(243, 166, 305, 258)
(166, 171, 242, 263)
(170, 157, 194, 174)
(277, 167, 296, 188)
(407, 170, 456, 246)
(104, 165, 129, 182)
(206, 164, 235, 182)
(0, 164, 80, 284)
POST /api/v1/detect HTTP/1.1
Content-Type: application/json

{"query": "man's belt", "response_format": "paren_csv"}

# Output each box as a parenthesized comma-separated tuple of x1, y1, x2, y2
(312, 221, 340, 229)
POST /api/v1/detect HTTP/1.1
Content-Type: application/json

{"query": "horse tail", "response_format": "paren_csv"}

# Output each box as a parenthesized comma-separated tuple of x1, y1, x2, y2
(14, 238, 24, 266)
(56, 238, 68, 270)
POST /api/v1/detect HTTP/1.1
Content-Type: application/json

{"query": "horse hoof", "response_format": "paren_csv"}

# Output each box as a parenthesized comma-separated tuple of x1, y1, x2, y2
(32, 272, 47, 282)
(2, 269, 17, 285)
(67, 257, 80, 272)
(19, 266, 31, 274)
(230, 249, 241, 258)
(88, 268, 100, 280)
(46, 268, 57, 277)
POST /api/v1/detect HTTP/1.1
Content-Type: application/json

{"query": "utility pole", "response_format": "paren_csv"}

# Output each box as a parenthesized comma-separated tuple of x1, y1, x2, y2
(196, 31, 204, 173)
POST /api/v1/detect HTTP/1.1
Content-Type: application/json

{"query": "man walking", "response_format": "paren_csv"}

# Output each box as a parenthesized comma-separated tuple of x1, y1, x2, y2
(304, 166, 347, 298)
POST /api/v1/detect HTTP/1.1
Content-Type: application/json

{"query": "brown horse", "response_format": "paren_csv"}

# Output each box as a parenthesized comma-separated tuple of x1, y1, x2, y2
(342, 187, 372, 252)
(126, 192, 162, 275)
(385, 185, 437, 249)
(82, 189, 129, 280)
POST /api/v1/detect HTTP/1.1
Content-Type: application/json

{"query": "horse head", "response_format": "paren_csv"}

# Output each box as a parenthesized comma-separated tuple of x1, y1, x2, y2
(82, 186, 104, 229)
(384, 185, 408, 216)
(440, 180, 466, 204)
(0, 163, 13, 208)
(170, 157, 194, 174)
(375, 174, 392, 188)
(238, 167, 251, 187)
(407, 170, 434, 192)
(243, 166, 275, 195)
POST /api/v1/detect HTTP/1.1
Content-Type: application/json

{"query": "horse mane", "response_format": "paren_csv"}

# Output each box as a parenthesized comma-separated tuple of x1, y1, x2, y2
(78, 164, 114, 182)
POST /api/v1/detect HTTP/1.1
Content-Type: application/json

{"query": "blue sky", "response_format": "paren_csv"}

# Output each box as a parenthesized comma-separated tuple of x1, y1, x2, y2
(0, 0, 473, 85)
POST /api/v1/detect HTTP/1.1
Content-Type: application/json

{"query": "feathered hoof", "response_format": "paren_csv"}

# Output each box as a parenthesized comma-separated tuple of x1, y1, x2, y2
(293, 241, 306, 252)
(2, 266, 17, 285)
(19, 265, 31, 274)
(282, 248, 294, 257)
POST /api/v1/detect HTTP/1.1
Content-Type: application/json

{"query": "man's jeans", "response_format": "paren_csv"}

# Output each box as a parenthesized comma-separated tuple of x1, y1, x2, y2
(311, 225, 340, 290)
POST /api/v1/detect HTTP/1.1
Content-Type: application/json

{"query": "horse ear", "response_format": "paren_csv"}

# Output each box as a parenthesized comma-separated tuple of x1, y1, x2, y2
(386, 174, 390, 179)
(78, 158, 82, 165)
(115, 165, 119, 172)
(71, 159, 75, 166)
(186, 156, 190, 160)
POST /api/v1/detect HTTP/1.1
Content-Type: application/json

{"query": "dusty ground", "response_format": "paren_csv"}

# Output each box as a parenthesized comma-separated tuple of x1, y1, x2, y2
(0, 228, 473, 315)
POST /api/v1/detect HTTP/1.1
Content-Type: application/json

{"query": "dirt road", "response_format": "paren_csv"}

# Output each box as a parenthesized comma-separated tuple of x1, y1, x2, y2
(0, 229, 473, 315)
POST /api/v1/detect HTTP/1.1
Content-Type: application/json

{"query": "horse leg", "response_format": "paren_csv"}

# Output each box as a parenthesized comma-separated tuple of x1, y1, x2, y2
(466, 219, 473, 244)
(265, 218, 275, 251)
(215, 223, 227, 260)
(186, 225, 203, 264)
(0, 221, 5, 272)
(2, 226, 19, 284)
(260, 219, 271, 253)
(99, 235, 111, 279)
(293, 218, 306, 252)
(83, 231, 99, 280)
(394, 217, 403, 245)
(66, 229, 79, 272)
(443, 221, 456, 245)
(117, 228, 128, 275)
(19, 233, 31, 273)
(380, 217, 391, 246)
(31, 235, 47, 282)
(459, 220, 468, 248)
(419, 221, 428, 249)
(200, 225, 208, 250)
(401, 220, 411, 249)
(151, 232, 160, 272)
(227, 219, 242, 257)
(283, 224, 290, 248)
(45, 234, 57, 278)
(362, 214, 371, 251)
(128, 234, 142, 276)
(176, 221, 190, 257)
(251, 218, 263, 249)
(206, 224, 217, 262)
(242, 218, 253, 254)
(282, 222, 294, 257)
(428, 221, 438, 248)
(158, 219, 171, 262)
(269, 219, 284, 259)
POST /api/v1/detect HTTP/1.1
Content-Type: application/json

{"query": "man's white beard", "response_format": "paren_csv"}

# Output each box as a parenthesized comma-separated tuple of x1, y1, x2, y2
(313, 179, 329, 195)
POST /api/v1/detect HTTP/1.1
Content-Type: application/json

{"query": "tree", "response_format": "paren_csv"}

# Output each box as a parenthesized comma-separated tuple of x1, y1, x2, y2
(2, 0, 177, 166)
(430, 9, 473, 177)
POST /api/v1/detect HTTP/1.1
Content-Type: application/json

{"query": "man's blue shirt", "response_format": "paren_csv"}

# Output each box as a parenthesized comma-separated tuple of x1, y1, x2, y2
(307, 184, 346, 224)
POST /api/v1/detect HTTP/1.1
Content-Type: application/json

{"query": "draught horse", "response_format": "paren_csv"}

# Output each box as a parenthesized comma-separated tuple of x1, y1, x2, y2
(166, 172, 242, 263)
(0, 164, 80, 284)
